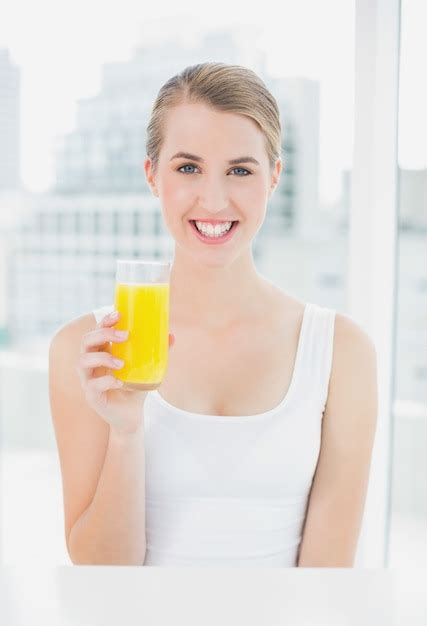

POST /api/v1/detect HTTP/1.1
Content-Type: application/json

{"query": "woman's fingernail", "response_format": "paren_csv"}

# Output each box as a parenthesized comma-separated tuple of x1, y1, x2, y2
(115, 330, 129, 338)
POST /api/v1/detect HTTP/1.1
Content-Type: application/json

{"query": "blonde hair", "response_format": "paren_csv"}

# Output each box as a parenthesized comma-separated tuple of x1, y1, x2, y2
(146, 62, 282, 174)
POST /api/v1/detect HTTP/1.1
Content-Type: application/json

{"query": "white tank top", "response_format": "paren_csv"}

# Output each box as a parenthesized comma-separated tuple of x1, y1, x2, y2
(93, 301, 336, 567)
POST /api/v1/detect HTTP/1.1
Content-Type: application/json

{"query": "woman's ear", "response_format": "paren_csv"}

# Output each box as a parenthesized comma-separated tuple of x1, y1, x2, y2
(144, 157, 159, 197)
(269, 158, 283, 196)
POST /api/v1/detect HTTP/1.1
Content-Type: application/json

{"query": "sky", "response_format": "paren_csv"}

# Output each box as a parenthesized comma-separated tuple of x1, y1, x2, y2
(0, 0, 424, 204)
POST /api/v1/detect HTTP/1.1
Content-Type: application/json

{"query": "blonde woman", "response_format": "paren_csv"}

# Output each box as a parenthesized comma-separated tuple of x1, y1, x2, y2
(49, 62, 378, 567)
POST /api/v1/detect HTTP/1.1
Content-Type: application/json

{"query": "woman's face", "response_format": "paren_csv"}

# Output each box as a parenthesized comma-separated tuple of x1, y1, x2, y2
(144, 101, 281, 263)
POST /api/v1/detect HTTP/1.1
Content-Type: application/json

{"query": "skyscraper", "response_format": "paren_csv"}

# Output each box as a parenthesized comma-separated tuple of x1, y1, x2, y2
(8, 30, 318, 342)
(271, 77, 320, 240)
(0, 48, 21, 191)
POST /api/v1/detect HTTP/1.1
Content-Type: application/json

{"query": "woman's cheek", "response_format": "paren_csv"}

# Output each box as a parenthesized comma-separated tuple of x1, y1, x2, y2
(238, 180, 265, 206)
(162, 177, 192, 207)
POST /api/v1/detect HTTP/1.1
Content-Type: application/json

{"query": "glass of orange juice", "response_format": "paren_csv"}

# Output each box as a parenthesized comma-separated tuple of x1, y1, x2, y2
(110, 259, 171, 391)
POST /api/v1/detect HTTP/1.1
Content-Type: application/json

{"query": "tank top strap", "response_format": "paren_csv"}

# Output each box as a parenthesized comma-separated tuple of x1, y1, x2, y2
(297, 301, 336, 416)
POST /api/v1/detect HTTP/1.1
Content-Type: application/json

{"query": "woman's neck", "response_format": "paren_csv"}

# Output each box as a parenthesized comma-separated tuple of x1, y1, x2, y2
(168, 246, 268, 330)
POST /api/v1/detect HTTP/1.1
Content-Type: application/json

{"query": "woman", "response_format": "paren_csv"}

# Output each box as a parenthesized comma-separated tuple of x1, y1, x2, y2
(49, 62, 378, 567)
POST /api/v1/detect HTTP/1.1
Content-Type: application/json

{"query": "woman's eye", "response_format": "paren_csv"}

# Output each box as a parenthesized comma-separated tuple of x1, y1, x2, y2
(178, 164, 199, 174)
(177, 164, 251, 176)
(230, 167, 250, 176)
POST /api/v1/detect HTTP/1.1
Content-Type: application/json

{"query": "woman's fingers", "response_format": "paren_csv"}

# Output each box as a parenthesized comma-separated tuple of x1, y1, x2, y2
(78, 309, 174, 387)
(81, 327, 129, 353)
(78, 351, 124, 372)
(86, 373, 123, 397)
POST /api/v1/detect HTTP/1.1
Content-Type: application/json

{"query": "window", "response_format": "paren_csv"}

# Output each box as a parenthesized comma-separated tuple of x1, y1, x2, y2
(389, 0, 427, 567)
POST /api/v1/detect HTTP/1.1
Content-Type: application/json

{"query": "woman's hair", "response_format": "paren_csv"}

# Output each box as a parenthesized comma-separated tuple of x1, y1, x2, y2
(146, 61, 282, 174)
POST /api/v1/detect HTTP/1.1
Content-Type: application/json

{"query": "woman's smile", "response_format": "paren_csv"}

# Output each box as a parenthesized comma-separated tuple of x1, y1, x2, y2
(188, 219, 239, 244)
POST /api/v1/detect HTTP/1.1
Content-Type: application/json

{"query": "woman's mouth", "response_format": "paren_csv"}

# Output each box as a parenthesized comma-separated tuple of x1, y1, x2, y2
(189, 220, 239, 245)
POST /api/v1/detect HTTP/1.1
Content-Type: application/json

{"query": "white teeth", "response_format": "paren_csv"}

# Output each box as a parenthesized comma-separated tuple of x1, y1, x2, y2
(194, 221, 233, 237)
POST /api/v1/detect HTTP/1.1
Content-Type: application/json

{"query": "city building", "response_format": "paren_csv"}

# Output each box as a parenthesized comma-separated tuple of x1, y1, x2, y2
(5, 192, 170, 344)
(54, 32, 261, 195)
(339, 167, 427, 232)
(3, 30, 325, 346)
(0, 48, 21, 191)
(399, 168, 427, 231)
(53, 31, 301, 233)
(270, 77, 320, 239)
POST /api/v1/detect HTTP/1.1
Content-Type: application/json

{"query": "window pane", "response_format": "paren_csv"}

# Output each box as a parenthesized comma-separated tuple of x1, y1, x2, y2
(389, 0, 427, 567)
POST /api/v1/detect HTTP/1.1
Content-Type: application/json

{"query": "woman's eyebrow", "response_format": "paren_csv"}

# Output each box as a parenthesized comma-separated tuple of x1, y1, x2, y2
(170, 151, 260, 166)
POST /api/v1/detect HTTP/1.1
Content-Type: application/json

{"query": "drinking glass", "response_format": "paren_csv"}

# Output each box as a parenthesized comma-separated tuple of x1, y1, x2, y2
(109, 259, 171, 391)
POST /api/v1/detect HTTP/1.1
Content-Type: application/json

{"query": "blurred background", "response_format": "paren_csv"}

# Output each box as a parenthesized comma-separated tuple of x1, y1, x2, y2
(0, 0, 425, 566)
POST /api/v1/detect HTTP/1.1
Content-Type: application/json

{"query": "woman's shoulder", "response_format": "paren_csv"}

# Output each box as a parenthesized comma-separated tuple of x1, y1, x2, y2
(266, 282, 338, 320)
(333, 311, 376, 357)
(260, 281, 306, 321)
(51, 305, 109, 348)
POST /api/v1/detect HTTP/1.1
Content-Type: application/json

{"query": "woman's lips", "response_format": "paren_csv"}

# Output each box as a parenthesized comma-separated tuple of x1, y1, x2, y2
(189, 220, 239, 245)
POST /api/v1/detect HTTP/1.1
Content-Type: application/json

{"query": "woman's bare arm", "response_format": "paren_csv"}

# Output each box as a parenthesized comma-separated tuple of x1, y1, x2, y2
(49, 314, 147, 565)
(297, 313, 378, 567)
(68, 426, 147, 565)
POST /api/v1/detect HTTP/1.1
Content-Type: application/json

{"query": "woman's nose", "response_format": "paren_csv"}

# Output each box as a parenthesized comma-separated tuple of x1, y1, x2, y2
(198, 178, 229, 214)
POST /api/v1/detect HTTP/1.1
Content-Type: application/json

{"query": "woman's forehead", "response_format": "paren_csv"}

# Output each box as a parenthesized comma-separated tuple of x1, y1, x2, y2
(163, 102, 262, 135)
(161, 108, 266, 156)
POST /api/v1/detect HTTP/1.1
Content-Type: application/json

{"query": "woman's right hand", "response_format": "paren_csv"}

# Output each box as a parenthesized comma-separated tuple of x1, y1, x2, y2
(76, 310, 175, 436)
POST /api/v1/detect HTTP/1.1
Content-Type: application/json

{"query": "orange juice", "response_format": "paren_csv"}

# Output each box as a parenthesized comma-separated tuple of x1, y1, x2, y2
(110, 281, 170, 390)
